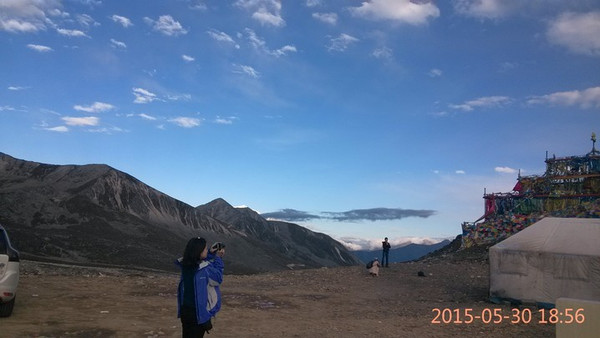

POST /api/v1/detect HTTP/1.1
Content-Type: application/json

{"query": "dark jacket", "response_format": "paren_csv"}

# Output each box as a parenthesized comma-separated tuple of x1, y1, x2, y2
(176, 253, 224, 324)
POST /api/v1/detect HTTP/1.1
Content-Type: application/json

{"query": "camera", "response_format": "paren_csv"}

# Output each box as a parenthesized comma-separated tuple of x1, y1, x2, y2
(211, 242, 226, 252)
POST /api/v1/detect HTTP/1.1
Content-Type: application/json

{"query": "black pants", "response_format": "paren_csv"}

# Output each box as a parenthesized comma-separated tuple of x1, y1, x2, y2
(181, 306, 212, 338)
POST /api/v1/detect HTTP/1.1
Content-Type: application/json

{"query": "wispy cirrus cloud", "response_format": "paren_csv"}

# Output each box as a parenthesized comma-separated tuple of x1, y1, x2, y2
(110, 38, 126, 48)
(132, 87, 159, 104)
(8, 86, 30, 91)
(527, 86, 600, 109)
(428, 68, 443, 77)
(45, 126, 69, 132)
(449, 95, 511, 111)
(27, 44, 53, 52)
(372, 47, 393, 60)
(111, 14, 133, 28)
(138, 113, 157, 120)
(62, 116, 99, 126)
(233, 64, 260, 78)
(327, 33, 359, 52)
(76, 14, 98, 27)
(57, 27, 89, 37)
(73, 102, 115, 113)
(453, 0, 514, 19)
(214, 116, 237, 124)
(349, 0, 440, 25)
(244, 28, 296, 57)
(207, 29, 239, 48)
(144, 15, 187, 36)
(169, 117, 201, 128)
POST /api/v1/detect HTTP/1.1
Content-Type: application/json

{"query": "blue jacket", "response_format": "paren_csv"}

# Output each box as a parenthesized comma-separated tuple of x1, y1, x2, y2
(176, 253, 224, 324)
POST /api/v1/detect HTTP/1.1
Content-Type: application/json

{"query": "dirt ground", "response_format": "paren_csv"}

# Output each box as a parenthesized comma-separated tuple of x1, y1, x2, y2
(2, 258, 555, 338)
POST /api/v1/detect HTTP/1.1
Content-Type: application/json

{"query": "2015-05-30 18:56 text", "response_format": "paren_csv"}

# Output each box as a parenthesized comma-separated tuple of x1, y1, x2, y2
(431, 308, 585, 324)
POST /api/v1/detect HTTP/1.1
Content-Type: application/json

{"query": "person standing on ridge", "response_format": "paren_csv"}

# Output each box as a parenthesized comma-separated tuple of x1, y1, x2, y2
(382, 237, 391, 267)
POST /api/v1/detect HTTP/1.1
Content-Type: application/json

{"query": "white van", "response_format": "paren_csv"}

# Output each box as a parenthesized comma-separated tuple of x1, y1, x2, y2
(0, 225, 19, 317)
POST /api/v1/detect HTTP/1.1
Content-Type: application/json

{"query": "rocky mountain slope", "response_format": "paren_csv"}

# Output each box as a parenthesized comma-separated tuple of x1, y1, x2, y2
(0, 152, 360, 273)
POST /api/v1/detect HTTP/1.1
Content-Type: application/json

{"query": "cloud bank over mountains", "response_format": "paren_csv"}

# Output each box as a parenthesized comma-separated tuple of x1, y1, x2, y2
(262, 207, 436, 222)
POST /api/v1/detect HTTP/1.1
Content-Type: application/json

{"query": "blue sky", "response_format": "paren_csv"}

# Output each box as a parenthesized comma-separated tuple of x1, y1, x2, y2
(2, 0, 599, 251)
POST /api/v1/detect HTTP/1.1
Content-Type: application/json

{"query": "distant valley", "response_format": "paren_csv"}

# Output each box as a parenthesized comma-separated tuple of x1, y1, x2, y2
(352, 240, 451, 264)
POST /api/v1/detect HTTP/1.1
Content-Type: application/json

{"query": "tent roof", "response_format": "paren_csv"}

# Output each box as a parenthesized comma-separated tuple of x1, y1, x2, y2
(490, 217, 600, 256)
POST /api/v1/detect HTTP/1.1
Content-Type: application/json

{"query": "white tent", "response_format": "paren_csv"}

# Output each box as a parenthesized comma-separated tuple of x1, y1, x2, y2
(489, 217, 600, 305)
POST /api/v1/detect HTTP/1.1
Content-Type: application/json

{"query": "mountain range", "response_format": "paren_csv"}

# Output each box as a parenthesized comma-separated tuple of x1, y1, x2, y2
(0, 152, 360, 274)
(352, 240, 452, 264)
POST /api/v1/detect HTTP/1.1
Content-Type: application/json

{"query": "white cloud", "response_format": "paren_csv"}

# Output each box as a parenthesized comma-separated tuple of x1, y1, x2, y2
(0, 105, 17, 112)
(499, 61, 518, 72)
(182, 54, 195, 62)
(527, 86, 600, 109)
(138, 113, 156, 120)
(428, 68, 443, 77)
(62, 116, 99, 126)
(453, 0, 513, 19)
(45, 126, 69, 132)
(456, 170, 466, 174)
(306, 0, 321, 7)
(244, 28, 295, 56)
(167, 93, 192, 101)
(547, 11, 600, 57)
(214, 116, 237, 124)
(252, 8, 285, 26)
(272, 45, 296, 57)
(76, 14, 98, 27)
(312, 12, 337, 25)
(245, 28, 266, 49)
(327, 33, 359, 52)
(57, 28, 89, 37)
(8, 86, 29, 91)
(235, 0, 285, 27)
(88, 126, 125, 134)
(145, 15, 187, 36)
(190, 1, 208, 11)
(73, 102, 115, 113)
(27, 44, 53, 52)
(169, 117, 201, 128)
(0, 0, 57, 33)
(207, 29, 238, 47)
(372, 47, 393, 59)
(495, 166, 518, 174)
(349, 0, 440, 25)
(48, 8, 69, 18)
(132, 87, 159, 104)
(1, 19, 40, 32)
(233, 64, 260, 78)
(111, 14, 133, 27)
(449, 96, 511, 111)
(110, 38, 126, 48)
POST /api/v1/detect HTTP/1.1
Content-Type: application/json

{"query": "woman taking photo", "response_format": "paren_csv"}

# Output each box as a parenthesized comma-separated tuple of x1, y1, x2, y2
(176, 237, 225, 337)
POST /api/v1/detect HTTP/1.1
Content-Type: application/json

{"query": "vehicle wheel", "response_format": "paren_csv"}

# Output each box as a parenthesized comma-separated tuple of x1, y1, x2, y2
(0, 297, 15, 317)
